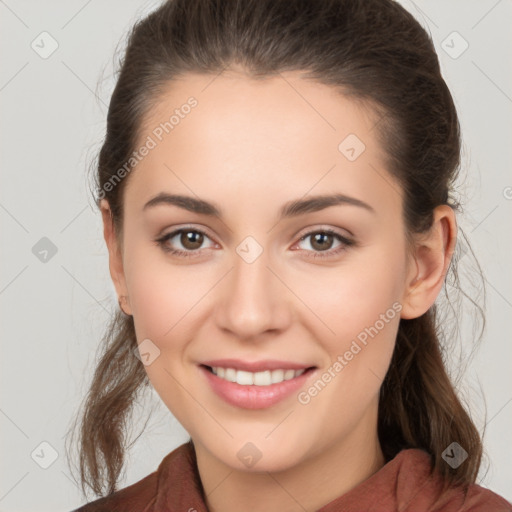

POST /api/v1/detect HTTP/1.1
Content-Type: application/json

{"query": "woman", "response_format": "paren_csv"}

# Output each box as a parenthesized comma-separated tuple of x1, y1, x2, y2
(67, 0, 512, 510)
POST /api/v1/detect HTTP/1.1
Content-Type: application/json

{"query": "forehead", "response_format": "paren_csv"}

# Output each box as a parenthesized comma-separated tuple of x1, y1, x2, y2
(125, 70, 401, 221)
(139, 69, 379, 157)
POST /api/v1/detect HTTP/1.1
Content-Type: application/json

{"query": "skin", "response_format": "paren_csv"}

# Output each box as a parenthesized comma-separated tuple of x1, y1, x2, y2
(101, 69, 456, 512)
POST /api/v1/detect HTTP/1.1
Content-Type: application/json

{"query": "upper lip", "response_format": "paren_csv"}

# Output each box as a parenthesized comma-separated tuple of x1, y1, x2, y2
(201, 358, 315, 372)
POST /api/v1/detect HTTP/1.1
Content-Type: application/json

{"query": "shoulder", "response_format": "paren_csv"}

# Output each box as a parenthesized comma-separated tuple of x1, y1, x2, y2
(70, 471, 158, 512)
(434, 480, 512, 512)
(427, 481, 512, 512)
(459, 485, 512, 512)
(70, 441, 197, 512)
(394, 449, 512, 512)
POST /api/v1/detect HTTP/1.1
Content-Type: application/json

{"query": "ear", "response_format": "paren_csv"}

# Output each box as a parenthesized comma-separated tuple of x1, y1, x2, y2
(100, 199, 132, 315)
(400, 205, 457, 320)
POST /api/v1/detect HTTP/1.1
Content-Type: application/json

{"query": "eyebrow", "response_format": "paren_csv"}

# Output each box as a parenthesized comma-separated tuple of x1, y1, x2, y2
(143, 192, 375, 219)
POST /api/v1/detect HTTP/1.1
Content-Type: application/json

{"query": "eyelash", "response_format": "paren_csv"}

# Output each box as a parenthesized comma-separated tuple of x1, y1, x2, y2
(154, 227, 355, 260)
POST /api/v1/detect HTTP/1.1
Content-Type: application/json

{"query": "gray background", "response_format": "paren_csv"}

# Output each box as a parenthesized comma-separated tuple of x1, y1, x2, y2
(0, 0, 511, 510)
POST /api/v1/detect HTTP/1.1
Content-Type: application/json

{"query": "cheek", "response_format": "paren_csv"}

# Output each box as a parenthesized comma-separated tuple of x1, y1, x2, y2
(123, 242, 213, 341)
(296, 269, 400, 438)
(122, 245, 203, 422)
(293, 248, 405, 347)
(291, 243, 405, 408)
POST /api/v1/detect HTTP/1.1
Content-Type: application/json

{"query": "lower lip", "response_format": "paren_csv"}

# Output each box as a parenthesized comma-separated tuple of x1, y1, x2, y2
(199, 365, 316, 410)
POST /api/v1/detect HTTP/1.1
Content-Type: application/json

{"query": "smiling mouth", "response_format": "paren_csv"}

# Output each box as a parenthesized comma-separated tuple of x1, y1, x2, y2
(201, 365, 316, 386)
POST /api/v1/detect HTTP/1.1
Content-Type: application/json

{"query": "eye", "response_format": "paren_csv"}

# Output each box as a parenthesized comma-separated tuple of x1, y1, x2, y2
(292, 228, 355, 259)
(155, 226, 356, 260)
(154, 227, 216, 258)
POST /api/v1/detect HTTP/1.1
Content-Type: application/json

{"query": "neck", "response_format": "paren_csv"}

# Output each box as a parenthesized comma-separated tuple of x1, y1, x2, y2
(193, 402, 386, 512)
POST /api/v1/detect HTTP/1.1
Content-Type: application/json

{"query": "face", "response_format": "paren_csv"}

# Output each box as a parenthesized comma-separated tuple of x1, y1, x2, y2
(103, 69, 427, 473)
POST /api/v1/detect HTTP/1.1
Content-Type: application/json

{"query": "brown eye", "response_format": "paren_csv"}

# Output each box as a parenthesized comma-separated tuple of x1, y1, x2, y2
(309, 232, 335, 251)
(155, 227, 215, 257)
(180, 230, 204, 250)
(294, 229, 355, 260)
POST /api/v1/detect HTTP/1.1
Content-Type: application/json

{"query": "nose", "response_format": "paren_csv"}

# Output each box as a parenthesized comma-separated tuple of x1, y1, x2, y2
(214, 247, 292, 341)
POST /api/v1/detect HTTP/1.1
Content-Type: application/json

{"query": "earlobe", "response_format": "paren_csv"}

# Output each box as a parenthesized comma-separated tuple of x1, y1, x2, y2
(100, 199, 132, 315)
(400, 205, 457, 320)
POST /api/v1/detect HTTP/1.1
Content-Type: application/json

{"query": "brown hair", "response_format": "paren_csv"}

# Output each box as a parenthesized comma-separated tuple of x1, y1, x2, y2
(66, 0, 488, 500)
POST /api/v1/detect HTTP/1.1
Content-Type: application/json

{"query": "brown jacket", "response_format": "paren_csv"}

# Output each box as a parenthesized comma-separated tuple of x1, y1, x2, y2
(72, 441, 512, 511)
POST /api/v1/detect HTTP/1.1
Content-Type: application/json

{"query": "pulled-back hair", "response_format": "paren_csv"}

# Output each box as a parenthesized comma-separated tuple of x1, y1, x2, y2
(66, 0, 487, 499)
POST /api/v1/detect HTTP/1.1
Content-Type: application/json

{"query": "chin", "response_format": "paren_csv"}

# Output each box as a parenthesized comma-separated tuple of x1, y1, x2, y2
(205, 436, 310, 474)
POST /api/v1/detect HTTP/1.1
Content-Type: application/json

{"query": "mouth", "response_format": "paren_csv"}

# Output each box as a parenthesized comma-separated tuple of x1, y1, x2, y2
(198, 362, 318, 410)
(200, 364, 316, 386)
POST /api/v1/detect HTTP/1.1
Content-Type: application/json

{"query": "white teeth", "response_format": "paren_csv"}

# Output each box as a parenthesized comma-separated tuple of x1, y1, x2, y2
(225, 368, 237, 382)
(236, 370, 254, 385)
(210, 366, 306, 386)
(284, 369, 296, 380)
(271, 369, 284, 384)
(254, 370, 271, 386)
